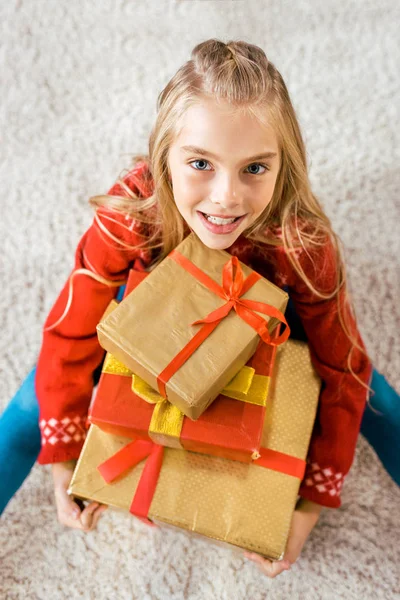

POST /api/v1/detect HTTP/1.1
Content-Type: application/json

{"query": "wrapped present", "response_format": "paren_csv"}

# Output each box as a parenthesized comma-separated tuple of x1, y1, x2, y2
(91, 266, 280, 462)
(69, 338, 320, 561)
(89, 328, 278, 463)
(97, 233, 290, 420)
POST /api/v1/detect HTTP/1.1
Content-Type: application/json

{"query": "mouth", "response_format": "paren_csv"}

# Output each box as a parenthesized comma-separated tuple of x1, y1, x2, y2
(197, 211, 247, 235)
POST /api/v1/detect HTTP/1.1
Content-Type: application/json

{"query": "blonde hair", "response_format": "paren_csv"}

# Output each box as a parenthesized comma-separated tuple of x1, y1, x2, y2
(90, 39, 373, 400)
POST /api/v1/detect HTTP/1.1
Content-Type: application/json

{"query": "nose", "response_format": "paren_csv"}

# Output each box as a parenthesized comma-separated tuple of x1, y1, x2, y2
(210, 172, 241, 209)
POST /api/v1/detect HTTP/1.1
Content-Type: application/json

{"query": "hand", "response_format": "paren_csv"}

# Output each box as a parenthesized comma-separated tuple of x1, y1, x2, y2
(244, 498, 323, 578)
(52, 460, 108, 531)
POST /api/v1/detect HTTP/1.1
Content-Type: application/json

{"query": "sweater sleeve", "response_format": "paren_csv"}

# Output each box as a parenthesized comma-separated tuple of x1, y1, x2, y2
(277, 238, 372, 508)
(36, 168, 152, 464)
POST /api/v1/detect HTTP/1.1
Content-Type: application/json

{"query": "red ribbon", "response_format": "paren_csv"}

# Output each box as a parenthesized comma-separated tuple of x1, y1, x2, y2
(256, 448, 306, 479)
(97, 438, 305, 525)
(156, 251, 290, 397)
(97, 439, 164, 526)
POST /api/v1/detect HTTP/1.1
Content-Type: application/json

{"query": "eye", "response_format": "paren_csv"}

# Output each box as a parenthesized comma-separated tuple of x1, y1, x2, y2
(189, 159, 212, 171)
(246, 163, 269, 175)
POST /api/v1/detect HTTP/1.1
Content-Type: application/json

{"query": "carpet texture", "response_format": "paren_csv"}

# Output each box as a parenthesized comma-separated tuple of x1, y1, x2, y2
(1, 1, 399, 598)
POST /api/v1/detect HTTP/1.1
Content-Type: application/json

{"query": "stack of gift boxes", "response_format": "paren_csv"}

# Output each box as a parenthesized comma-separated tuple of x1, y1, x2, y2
(69, 233, 321, 561)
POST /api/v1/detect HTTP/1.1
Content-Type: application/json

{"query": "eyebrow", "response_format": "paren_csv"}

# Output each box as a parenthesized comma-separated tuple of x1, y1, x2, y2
(180, 145, 278, 163)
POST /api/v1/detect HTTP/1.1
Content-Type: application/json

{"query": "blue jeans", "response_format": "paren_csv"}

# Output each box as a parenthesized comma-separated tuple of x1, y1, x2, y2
(1, 290, 399, 515)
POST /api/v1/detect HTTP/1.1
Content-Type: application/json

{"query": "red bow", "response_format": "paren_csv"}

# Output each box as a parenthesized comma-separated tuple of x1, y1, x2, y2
(97, 439, 164, 526)
(191, 254, 289, 344)
(157, 251, 290, 397)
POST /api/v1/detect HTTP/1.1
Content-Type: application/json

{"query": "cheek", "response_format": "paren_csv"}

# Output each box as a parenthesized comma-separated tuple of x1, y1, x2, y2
(174, 177, 204, 208)
(173, 184, 199, 213)
(250, 185, 275, 215)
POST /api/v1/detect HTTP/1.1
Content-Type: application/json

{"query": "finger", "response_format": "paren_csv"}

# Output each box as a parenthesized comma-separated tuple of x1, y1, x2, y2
(55, 503, 87, 530)
(94, 504, 108, 516)
(81, 504, 108, 532)
(244, 553, 291, 578)
(80, 502, 100, 530)
(55, 488, 83, 522)
(58, 514, 87, 530)
(244, 552, 269, 566)
(245, 551, 291, 568)
(258, 560, 291, 578)
(80, 502, 99, 529)
(244, 552, 262, 561)
(89, 505, 108, 530)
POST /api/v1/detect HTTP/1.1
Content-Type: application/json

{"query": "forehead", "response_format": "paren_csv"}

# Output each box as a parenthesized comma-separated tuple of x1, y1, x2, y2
(173, 97, 279, 153)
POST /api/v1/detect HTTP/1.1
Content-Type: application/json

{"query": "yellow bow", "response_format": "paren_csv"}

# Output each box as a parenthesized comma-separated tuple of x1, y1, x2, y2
(102, 353, 270, 448)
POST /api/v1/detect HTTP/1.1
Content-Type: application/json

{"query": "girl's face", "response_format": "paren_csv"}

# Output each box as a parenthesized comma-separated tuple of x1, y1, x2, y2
(167, 97, 281, 250)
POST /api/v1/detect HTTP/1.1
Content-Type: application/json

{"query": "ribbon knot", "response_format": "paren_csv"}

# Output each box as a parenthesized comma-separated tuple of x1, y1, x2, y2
(190, 256, 287, 348)
(156, 251, 290, 398)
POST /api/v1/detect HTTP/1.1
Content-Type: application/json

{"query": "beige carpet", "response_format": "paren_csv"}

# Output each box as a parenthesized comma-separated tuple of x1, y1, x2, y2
(1, 1, 400, 598)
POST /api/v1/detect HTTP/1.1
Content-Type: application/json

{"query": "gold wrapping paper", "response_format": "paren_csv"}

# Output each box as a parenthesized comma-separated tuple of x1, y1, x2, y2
(96, 233, 288, 419)
(69, 339, 320, 560)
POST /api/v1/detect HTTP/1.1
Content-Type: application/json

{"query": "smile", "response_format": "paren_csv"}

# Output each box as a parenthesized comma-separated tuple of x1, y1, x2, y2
(197, 211, 246, 235)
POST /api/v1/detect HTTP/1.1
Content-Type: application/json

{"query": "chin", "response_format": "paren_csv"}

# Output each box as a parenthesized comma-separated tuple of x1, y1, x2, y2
(194, 229, 242, 251)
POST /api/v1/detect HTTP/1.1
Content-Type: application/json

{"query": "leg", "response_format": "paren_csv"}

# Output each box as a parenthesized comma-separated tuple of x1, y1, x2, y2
(0, 359, 108, 515)
(115, 284, 126, 302)
(360, 370, 400, 486)
(0, 367, 41, 515)
(0, 286, 129, 516)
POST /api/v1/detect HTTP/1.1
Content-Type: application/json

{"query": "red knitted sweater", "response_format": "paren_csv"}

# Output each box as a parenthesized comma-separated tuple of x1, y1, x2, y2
(35, 162, 372, 508)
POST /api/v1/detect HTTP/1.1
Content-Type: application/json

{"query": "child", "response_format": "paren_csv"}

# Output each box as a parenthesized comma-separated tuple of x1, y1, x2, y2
(1, 39, 399, 579)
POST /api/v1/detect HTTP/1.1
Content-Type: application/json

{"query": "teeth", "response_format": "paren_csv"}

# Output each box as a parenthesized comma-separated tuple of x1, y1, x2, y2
(204, 214, 237, 225)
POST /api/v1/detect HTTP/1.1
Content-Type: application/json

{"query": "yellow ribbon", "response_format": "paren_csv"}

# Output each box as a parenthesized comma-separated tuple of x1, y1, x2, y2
(102, 353, 270, 447)
(102, 353, 132, 376)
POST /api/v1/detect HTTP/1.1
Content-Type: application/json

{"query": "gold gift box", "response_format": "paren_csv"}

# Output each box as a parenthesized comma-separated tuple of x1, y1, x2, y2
(96, 233, 288, 420)
(69, 339, 320, 560)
